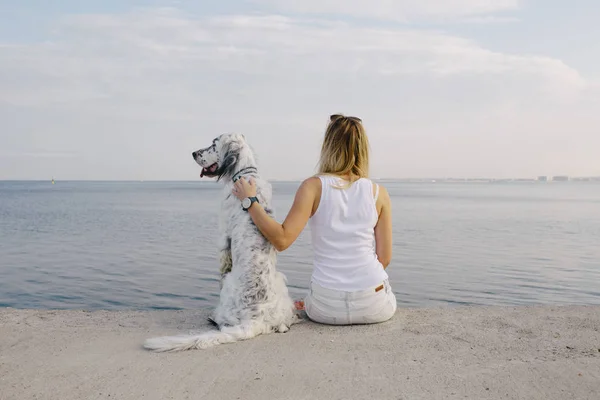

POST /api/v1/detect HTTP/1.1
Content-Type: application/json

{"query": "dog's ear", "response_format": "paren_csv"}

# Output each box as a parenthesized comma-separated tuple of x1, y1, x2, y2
(216, 146, 239, 181)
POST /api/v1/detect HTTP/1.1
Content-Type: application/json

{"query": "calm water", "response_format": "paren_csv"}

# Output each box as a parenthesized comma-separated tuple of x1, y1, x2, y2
(1, 180, 599, 310)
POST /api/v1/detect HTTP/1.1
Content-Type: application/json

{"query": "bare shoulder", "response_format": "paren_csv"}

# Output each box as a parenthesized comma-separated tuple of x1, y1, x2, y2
(302, 176, 321, 186)
(373, 182, 391, 215)
(295, 176, 322, 216)
(298, 176, 321, 193)
(378, 184, 390, 203)
(372, 181, 390, 197)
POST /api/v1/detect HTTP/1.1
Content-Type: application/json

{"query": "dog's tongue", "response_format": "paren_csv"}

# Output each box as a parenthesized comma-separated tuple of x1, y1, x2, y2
(200, 164, 217, 178)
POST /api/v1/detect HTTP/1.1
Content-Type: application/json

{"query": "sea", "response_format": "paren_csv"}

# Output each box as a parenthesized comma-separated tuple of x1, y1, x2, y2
(1, 180, 599, 311)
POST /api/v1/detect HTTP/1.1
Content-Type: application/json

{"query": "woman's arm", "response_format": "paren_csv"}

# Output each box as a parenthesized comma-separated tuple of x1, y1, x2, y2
(232, 177, 319, 252)
(374, 185, 392, 268)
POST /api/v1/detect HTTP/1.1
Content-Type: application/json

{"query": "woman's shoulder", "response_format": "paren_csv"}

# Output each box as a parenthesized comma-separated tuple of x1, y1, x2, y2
(294, 176, 322, 211)
(302, 175, 324, 184)
(371, 180, 390, 201)
(300, 175, 323, 191)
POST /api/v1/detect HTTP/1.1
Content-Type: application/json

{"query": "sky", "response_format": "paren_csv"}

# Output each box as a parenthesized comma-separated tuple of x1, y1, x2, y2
(1, 0, 599, 181)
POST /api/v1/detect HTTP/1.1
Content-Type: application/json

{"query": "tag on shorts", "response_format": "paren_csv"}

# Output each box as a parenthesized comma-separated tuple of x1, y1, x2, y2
(375, 284, 384, 293)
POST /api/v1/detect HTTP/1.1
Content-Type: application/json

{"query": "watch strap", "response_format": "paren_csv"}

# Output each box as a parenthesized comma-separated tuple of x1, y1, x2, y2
(243, 196, 259, 211)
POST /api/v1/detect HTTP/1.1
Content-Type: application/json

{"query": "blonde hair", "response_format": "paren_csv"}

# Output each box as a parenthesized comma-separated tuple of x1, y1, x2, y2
(317, 114, 370, 188)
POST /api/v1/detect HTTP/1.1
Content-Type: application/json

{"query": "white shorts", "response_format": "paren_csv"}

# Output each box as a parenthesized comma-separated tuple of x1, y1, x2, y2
(304, 279, 397, 325)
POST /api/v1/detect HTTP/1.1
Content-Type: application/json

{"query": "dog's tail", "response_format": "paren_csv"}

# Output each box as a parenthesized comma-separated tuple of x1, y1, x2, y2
(143, 322, 266, 352)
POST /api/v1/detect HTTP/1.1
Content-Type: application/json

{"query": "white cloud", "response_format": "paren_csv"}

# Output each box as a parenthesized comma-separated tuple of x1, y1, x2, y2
(0, 152, 80, 159)
(0, 8, 586, 107)
(0, 6, 597, 180)
(455, 15, 520, 24)
(250, 0, 521, 22)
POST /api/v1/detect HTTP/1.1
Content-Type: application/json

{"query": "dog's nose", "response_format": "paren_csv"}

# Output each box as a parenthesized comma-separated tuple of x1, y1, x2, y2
(192, 151, 197, 159)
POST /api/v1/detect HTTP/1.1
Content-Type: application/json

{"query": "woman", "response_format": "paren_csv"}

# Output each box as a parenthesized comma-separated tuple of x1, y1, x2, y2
(232, 114, 396, 325)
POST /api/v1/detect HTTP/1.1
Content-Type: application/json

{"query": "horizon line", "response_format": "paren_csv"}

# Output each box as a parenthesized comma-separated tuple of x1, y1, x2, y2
(2, 176, 600, 183)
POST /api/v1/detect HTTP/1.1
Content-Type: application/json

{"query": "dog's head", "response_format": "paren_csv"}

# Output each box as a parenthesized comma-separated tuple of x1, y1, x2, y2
(192, 133, 251, 181)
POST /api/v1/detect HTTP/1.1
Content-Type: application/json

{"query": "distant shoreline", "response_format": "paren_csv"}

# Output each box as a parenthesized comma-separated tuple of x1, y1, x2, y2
(2, 177, 600, 183)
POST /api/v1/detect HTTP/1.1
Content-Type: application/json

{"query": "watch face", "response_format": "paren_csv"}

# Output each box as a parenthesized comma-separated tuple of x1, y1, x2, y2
(242, 198, 251, 209)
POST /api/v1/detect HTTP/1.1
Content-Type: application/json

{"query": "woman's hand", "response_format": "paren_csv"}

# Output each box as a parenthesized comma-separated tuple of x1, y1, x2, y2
(229, 177, 318, 252)
(232, 177, 257, 201)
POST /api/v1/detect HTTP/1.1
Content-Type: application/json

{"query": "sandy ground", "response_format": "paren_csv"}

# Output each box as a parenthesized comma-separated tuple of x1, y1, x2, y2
(1, 305, 599, 400)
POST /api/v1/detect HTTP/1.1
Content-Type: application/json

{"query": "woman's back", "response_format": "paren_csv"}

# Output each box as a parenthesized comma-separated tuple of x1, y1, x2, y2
(230, 113, 396, 325)
(308, 175, 389, 291)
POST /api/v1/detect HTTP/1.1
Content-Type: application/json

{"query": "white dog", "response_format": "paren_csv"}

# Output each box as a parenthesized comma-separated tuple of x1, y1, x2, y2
(143, 133, 299, 352)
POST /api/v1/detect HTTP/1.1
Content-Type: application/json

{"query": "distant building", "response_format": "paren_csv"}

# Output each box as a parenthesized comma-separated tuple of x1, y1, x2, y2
(552, 176, 570, 182)
(537, 176, 548, 182)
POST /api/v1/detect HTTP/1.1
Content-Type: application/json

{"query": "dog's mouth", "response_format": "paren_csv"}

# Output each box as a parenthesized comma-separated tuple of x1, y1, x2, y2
(200, 163, 219, 178)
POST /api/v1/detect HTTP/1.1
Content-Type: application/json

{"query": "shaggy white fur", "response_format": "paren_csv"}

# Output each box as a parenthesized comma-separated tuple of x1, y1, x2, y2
(143, 133, 300, 352)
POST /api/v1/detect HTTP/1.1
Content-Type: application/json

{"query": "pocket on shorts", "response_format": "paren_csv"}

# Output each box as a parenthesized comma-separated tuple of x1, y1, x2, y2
(357, 290, 397, 324)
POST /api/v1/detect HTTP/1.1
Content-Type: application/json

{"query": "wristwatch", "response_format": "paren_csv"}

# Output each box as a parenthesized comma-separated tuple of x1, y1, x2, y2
(242, 196, 259, 211)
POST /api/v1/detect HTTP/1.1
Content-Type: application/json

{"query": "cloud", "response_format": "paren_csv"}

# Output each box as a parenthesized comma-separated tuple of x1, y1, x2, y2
(0, 6, 597, 180)
(0, 8, 586, 108)
(249, 0, 521, 22)
(0, 152, 80, 159)
(455, 15, 520, 24)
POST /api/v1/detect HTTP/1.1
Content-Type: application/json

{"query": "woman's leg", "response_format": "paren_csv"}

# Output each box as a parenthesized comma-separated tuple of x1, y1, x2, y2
(351, 281, 398, 324)
(304, 283, 351, 325)
(350, 280, 397, 324)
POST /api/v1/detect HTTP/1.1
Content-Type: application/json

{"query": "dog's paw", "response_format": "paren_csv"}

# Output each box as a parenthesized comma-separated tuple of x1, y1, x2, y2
(291, 312, 306, 324)
(276, 323, 290, 333)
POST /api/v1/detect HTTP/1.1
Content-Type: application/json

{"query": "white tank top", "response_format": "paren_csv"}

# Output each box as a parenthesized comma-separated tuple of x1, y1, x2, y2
(308, 175, 389, 291)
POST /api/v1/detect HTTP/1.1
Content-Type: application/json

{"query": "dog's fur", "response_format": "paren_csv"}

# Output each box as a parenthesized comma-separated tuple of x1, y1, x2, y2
(143, 133, 299, 352)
